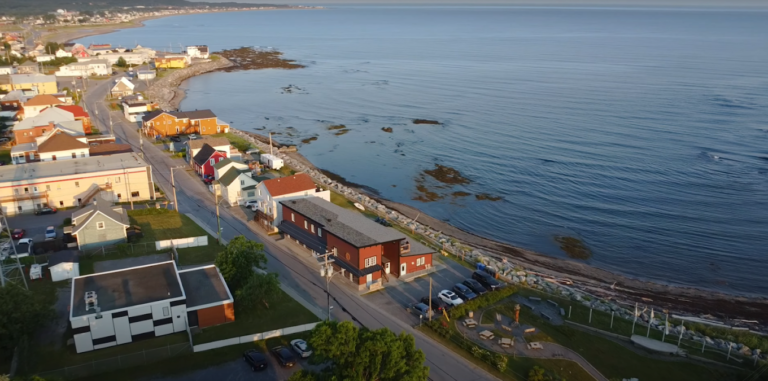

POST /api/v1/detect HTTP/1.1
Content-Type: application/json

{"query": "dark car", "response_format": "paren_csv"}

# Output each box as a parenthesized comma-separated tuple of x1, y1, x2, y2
(11, 228, 25, 239)
(270, 346, 297, 367)
(170, 136, 181, 142)
(126, 225, 143, 242)
(472, 270, 503, 291)
(374, 217, 391, 227)
(34, 207, 57, 215)
(453, 283, 478, 301)
(462, 279, 488, 296)
(242, 349, 268, 371)
(410, 302, 431, 318)
(420, 296, 447, 314)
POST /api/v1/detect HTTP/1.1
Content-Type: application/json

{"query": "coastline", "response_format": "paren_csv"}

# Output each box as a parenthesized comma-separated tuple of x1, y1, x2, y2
(69, 13, 768, 320)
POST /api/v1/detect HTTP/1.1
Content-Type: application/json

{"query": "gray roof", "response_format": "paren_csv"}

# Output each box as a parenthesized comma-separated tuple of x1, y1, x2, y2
(142, 109, 217, 123)
(13, 107, 75, 130)
(71, 197, 129, 234)
(71, 261, 184, 318)
(178, 266, 232, 310)
(193, 144, 216, 166)
(0, 153, 147, 183)
(281, 198, 405, 248)
(189, 137, 230, 150)
(218, 167, 249, 186)
(10, 73, 56, 84)
(49, 250, 79, 267)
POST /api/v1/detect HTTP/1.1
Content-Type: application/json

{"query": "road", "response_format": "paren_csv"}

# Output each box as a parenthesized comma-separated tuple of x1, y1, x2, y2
(82, 75, 498, 381)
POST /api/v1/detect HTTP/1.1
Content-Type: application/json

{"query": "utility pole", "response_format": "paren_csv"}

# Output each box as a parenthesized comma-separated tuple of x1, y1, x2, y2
(124, 168, 134, 210)
(214, 183, 222, 243)
(316, 251, 336, 321)
(170, 167, 179, 212)
(428, 277, 433, 321)
(269, 132, 273, 156)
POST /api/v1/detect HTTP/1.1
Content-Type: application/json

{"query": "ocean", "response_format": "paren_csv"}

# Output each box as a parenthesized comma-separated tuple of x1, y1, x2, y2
(80, 6, 768, 295)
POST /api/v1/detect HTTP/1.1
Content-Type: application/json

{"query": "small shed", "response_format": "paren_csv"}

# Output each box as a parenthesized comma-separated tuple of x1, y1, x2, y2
(49, 250, 80, 281)
(259, 154, 284, 170)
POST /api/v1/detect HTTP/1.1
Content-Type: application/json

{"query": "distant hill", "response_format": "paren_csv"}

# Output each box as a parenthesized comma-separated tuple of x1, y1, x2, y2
(1, 0, 289, 17)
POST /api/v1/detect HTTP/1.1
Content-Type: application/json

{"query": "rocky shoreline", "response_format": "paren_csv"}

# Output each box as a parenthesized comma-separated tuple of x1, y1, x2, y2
(148, 58, 234, 111)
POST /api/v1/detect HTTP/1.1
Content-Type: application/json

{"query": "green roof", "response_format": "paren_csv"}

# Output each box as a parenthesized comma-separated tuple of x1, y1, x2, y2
(219, 167, 250, 186)
(213, 158, 233, 170)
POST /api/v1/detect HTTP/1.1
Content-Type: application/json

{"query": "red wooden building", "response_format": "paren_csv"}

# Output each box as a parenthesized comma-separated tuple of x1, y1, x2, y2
(279, 198, 434, 290)
(192, 143, 228, 178)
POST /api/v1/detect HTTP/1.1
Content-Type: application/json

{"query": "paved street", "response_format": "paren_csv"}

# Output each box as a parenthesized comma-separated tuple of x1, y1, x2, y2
(82, 74, 498, 381)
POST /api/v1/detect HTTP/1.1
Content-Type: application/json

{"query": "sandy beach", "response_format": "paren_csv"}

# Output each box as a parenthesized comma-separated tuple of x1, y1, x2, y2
(63, 12, 768, 322)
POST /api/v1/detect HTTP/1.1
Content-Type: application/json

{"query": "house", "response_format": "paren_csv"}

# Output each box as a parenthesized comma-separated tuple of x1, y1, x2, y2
(70, 196, 129, 250)
(137, 70, 155, 80)
(279, 197, 435, 289)
(54, 60, 110, 77)
(217, 166, 258, 206)
(110, 77, 134, 98)
(0, 89, 32, 112)
(15, 61, 40, 74)
(0, 152, 155, 215)
(253, 174, 330, 231)
(121, 95, 156, 123)
(153, 56, 187, 69)
(12, 107, 77, 144)
(55, 105, 92, 134)
(81, 52, 147, 66)
(11, 123, 87, 164)
(187, 137, 231, 165)
(88, 43, 111, 50)
(36, 54, 55, 62)
(186, 45, 209, 59)
(36, 129, 90, 162)
(0, 74, 57, 94)
(69, 261, 234, 353)
(213, 158, 248, 180)
(48, 250, 80, 281)
(0, 66, 15, 75)
(142, 110, 229, 137)
(192, 144, 228, 178)
(55, 48, 72, 58)
(89, 143, 133, 157)
(22, 94, 64, 118)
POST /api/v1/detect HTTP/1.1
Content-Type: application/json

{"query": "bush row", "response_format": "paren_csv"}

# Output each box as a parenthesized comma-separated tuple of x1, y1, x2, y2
(449, 285, 517, 319)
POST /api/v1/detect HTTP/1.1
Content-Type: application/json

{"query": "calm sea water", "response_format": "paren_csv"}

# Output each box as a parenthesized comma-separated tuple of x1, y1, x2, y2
(82, 6, 768, 295)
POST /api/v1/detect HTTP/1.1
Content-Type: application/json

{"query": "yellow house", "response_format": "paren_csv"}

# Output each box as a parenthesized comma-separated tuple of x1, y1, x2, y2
(153, 57, 187, 69)
(0, 74, 58, 95)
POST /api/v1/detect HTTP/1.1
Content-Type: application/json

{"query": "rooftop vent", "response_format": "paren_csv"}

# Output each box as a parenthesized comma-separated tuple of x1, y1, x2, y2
(84, 291, 98, 311)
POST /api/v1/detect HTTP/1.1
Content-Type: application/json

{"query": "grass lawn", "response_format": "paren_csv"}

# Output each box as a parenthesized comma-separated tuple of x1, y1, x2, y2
(176, 243, 224, 266)
(0, 148, 11, 164)
(127, 209, 209, 242)
(193, 288, 320, 345)
(211, 132, 254, 153)
(73, 332, 308, 381)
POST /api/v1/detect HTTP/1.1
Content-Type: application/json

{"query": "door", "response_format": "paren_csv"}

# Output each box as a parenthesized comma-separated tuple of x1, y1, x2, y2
(366, 273, 372, 286)
(400, 263, 407, 276)
(385, 262, 390, 274)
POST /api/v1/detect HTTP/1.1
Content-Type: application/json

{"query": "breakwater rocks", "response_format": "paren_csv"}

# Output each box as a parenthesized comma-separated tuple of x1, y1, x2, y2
(215, 47, 304, 72)
(148, 58, 233, 110)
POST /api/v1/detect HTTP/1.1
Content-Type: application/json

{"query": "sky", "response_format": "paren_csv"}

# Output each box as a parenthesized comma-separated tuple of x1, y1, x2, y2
(194, 0, 768, 6)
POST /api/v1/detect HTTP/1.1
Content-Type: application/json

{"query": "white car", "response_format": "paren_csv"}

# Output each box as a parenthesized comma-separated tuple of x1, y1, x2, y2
(290, 339, 312, 358)
(45, 226, 56, 240)
(438, 290, 464, 306)
(244, 200, 258, 209)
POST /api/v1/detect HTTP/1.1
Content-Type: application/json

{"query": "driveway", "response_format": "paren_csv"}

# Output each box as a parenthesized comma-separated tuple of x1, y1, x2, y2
(142, 355, 319, 381)
(6, 212, 69, 242)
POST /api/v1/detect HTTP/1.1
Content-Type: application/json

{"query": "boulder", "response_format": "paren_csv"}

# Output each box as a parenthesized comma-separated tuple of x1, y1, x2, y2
(740, 346, 752, 356)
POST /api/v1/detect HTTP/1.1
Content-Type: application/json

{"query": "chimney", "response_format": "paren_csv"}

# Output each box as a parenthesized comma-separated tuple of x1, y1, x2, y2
(48, 122, 54, 128)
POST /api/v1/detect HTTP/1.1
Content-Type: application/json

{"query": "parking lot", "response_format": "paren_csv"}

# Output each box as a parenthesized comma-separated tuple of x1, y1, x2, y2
(5, 211, 69, 243)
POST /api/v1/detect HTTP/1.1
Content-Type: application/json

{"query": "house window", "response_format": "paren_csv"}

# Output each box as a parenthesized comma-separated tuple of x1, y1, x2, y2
(59, 201, 64, 206)
(318, 227, 322, 237)
(13, 189, 19, 195)
(33, 186, 38, 193)
(80, 152, 85, 158)
(240, 180, 244, 186)
(247, 191, 255, 197)
(46, 185, 51, 191)
(75, 182, 80, 188)
(131, 191, 140, 198)
(291, 213, 295, 222)
(310, 225, 315, 233)
(23, 187, 29, 194)
(210, 159, 214, 166)
(115, 177, 121, 183)
(258, 189, 261, 196)
(365, 256, 377, 268)
(163, 307, 170, 317)
(417, 257, 425, 266)
(96, 221, 105, 230)
(71, 153, 77, 158)
(304, 221, 308, 229)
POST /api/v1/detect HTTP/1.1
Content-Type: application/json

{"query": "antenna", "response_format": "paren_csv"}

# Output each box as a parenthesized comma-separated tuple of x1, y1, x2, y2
(0, 210, 29, 290)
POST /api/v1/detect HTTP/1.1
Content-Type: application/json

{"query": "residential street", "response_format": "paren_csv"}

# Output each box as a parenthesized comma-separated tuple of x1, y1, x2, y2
(82, 75, 498, 381)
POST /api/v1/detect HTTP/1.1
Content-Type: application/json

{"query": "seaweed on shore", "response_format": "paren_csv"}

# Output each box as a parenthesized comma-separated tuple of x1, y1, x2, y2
(334, 129, 351, 136)
(327, 124, 346, 130)
(214, 47, 304, 72)
(381, 127, 393, 133)
(413, 119, 441, 125)
(424, 164, 471, 185)
(301, 136, 318, 144)
(452, 191, 471, 198)
(414, 185, 444, 202)
(555, 235, 592, 260)
(475, 193, 503, 201)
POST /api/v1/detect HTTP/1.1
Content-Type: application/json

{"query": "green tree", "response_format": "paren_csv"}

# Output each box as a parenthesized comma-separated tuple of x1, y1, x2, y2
(307, 321, 429, 381)
(0, 283, 55, 354)
(115, 56, 127, 68)
(236, 271, 280, 310)
(44, 42, 59, 54)
(2, 42, 10, 52)
(42, 14, 57, 24)
(214, 236, 267, 292)
(287, 370, 321, 381)
(528, 366, 546, 381)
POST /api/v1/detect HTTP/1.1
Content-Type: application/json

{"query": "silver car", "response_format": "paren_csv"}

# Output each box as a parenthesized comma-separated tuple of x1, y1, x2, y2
(45, 226, 56, 240)
(290, 339, 312, 358)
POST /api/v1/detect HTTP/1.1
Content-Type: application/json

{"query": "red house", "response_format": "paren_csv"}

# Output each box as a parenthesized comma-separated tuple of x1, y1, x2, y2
(279, 198, 434, 290)
(193, 143, 228, 178)
(51, 105, 92, 134)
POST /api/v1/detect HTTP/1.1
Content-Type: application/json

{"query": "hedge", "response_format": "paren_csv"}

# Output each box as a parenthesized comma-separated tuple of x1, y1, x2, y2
(450, 285, 517, 319)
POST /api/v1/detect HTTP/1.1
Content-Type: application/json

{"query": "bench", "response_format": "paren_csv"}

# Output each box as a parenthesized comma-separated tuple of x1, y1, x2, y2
(528, 296, 541, 302)
(541, 312, 552, 321)
(560, 308, 566, 316)
(501, 325, 512, 332)
(523, 303, 535, 310)
(547, 300, 558, 307)
(524, 328, 536, 334)
(463, 319, 477, 328)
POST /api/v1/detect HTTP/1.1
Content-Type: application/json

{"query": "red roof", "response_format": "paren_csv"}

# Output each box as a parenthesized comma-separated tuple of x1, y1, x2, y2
(262, 173, 317, 197)
(55, 105, 89, 119)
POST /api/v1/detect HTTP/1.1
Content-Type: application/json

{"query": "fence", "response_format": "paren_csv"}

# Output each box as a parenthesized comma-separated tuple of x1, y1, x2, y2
(82, 241, 156, 257)
(156, 235, 208, 250)
(193, 322, 319, 352)
(35, 343, 191, 380)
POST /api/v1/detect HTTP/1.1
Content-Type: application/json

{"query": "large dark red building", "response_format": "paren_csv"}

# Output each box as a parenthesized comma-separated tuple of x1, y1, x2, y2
(279, 198, 434, 290)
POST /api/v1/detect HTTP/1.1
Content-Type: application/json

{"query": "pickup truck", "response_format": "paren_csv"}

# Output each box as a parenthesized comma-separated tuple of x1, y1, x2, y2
(1, 238, 33, 259)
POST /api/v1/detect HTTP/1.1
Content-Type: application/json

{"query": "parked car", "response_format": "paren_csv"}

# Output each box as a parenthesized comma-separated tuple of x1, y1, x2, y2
(242, 349, 268, 371)
(290, 339, 312, 358)
(188, 134, 199, 140)
(202, 175, 214, 185)
(472, 270, 503, 291)
(170, 136, 181, 142)
(420, 296, 447, 314)
(11, 228, 25, 239)
(453, 283, 478, 301)
(410, 302, 431, 318)
(462, 279, 488, 296)
(244, 200, 259, 209)
(374, 216, 392, 227)
(270, 346, 297, 367)
(45, 226, 56, 240)
(438, 290, 464, 307)
(34, 207, 57, 215)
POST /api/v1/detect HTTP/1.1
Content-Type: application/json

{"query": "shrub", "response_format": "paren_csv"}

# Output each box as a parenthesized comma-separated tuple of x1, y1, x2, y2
(425, 319, 451, 339)
(450, 286, 517, 319)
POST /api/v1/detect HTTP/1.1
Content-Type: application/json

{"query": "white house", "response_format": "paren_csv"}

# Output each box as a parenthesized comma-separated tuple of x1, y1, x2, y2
(55, 48, 72, 58)
(213, 158, 249, 180)
(36, 54, 55, 62)
(217, 166, 259, 206)
(21, 94, 64, 118)
(121, 95, 151, 122)
(137, 70, 156, 80)
(54, 60, 110, 77)
(186, 137, 231, 165)
(252, 173, 330, 231)
(0, 66, 15, 75)
(69, 261, 234, 353)
(81, 52, 148, 66)
(36, 129, 90, 162)
(48, 250, 80, 281)
(186, 45, 209, 59)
